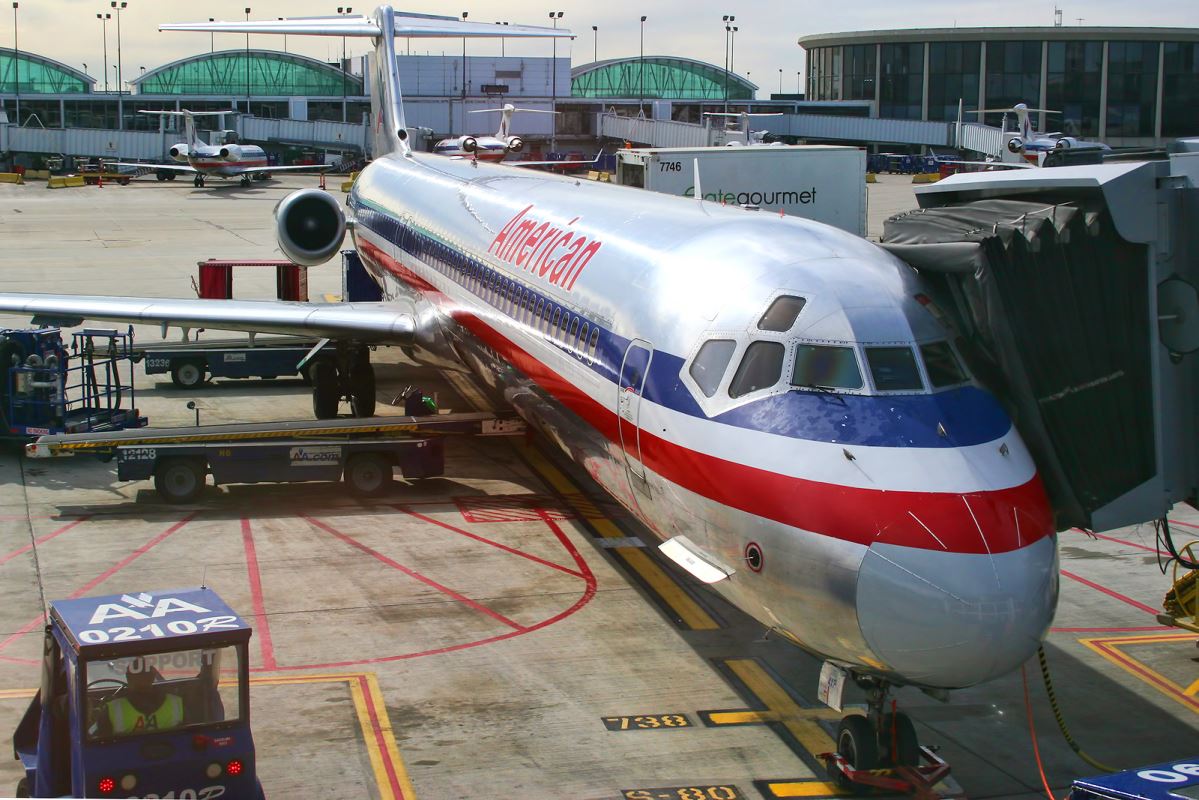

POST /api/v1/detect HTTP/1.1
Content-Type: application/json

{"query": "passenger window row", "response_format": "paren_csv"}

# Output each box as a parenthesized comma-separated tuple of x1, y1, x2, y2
(689, 337, 969, 399)
(387, 217, 603, 363)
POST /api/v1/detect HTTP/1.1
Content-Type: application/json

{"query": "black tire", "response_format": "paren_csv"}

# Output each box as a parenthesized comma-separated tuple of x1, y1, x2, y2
(154, 458, 205, 504)
(168, 172, 177, 181)
(345, 452, 392, 497)
(156, 172, 167, 182)
(312, 361, 340, 419)
(349, 362, 376, 418)
(170, 360, 205, 389)
(16, 777, 29, 798)
(880, 711, 920, 767)
(830, 715, 879, 791)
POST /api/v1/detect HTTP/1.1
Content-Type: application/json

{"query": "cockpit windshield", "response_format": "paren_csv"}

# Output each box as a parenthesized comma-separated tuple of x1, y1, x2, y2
(919, 341, 968, 387)
(865, 346, 924, 392)
(791, 344, 863, 390)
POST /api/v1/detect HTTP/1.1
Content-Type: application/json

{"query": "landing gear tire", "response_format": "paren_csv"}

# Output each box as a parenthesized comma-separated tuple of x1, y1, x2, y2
(241, 175, 252, 187)
(16, 778, 29, 798)
(170, 360, 205, 389)
(193, 175, 204, 187)
(156, 171, 167, 182)
(312, 361, 340, 419)
(831, 715, 879, 791)
(349, 362, 376, 418)
(167, 172, 177, 181)
(154, 458, 205, 504)
(344, 452, 392, 497)
(880, 711, 920, 767)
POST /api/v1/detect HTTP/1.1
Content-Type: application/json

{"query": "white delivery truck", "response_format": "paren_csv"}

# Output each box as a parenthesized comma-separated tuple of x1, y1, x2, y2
(614, 145, 867, 236)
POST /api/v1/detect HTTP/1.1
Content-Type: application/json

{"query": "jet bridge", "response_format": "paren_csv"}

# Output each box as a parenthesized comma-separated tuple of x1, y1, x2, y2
(881, 144, 1199, 533)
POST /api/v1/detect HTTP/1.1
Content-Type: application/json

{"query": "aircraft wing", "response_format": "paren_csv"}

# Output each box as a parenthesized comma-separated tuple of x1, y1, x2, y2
(108, 162, 197, 174)
(0, 294, 416, 344)
(239, 164, 334, 175)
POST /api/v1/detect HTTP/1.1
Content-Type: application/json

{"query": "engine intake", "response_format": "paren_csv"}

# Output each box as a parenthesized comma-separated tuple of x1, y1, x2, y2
(506, 136, 524, 153)
(219, 147, 232, 160)
(169, 145, 189, 162)
(275, 189, 347, 267)
(461, 137, 478, 154)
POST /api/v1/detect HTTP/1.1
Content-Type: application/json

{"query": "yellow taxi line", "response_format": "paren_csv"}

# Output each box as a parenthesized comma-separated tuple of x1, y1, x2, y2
(725, 659, 837, 756)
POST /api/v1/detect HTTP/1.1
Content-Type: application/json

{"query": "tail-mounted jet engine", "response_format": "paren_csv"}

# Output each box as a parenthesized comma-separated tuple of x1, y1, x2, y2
(219, 146, 240, 161)
(1007, 137, 1025, 154)
(275, 189, 347, 267)
(505, 136, 524, 153)
(168, 144, 189, 162)
(461, 137, 478, 154)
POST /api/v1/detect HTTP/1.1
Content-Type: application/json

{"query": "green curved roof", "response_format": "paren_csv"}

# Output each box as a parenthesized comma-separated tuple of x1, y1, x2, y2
(135, 50, 362, 96)
(571, 57, 756, 100)
(0, 48, 91, 94)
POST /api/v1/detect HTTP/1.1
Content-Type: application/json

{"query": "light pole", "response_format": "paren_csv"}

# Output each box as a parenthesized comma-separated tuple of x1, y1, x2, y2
(730, 25, 738, 102)
(244, 7, 250, 114)
(11, 2, 17, 123)
(337, 7, 353, 122)
(111, 2, 126, 94)
(778, 68, 782, 95)
(208, 18, 214, 53)
(495, 22, 508, 57)
(591, 25, 597, 63)
(97, 13, 110, 92)
(460, 11, 467, 108)
(722, 15, 734, 114)
(549, 11, 562, 152)
(797, 70, 801, 94)
(639, 16, 646, 117)
(278, 18, 287, 53)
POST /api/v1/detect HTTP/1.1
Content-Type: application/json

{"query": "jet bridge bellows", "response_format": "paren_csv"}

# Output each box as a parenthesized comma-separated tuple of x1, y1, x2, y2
(881, 156, 1199, 532)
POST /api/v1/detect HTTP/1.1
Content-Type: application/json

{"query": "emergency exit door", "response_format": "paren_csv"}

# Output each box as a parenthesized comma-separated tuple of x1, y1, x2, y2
(617, 339, 653, 485)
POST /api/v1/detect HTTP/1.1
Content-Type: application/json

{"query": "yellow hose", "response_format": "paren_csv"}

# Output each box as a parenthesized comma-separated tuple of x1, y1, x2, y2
(1037, 646, 1119, 773)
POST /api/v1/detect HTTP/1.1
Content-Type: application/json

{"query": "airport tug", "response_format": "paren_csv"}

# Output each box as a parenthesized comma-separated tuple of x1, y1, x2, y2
(12, 588, 264, 799)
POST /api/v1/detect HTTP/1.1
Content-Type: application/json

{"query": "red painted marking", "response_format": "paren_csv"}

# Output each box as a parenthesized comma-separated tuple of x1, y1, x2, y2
(396, 505, 586, 578)
(240, 519, 276, 671)
(1051, 626, 1170, 633)
(356, 674, 406, 799)
(1068, 528, 1159, 554)
(0, 514, 196, 652)
(1089, 638, 1199, 713)
(261, 513, 596, 671)
(303, 516, 527, 631)
(453, 494, 580, 523)
(0, 516, 90, 566)
(1169, 518, 1199, 531)
(1060, 569, 1160, 615)
(0, 655, 39, 665)
(357, 238, 1054, 556)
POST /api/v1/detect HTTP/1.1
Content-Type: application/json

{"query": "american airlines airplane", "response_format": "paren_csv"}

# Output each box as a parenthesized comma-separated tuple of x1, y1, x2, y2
(432, 104, 556, 161)
(0, 8, 1059, 772)
(972, 103, 1111, 165)
(125, 109, 331, 187)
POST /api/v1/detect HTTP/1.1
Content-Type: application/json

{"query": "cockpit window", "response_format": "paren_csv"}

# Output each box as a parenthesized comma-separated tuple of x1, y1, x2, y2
(757, 295, 807, 332)
(865, 346, 924, 392)
(791, 344, 863, 390)
(920, 341, 968, 387)
(689, 339, 737, 397)
(729, 341, 785, 398)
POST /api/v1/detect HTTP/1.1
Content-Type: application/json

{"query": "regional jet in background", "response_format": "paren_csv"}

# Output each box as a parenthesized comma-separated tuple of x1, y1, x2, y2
(121, 109, 331, 187)
(972, 102, 1111, 165)
(433, 104, 557, 161)
(0, 7, 1060, 770)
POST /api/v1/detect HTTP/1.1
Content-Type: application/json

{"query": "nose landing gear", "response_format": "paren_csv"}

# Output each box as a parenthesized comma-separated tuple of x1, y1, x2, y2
(822, 678, 951, 798)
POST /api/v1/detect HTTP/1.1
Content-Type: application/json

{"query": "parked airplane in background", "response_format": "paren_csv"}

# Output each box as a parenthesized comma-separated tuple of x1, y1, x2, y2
(432, 104, 557, 161)
(0, 7, 1060, 771)
(125, 109, 331, 187)
(971, 103, 1111, 165)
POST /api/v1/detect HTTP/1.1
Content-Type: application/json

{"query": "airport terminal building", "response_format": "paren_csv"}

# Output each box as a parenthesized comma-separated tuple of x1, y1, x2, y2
(799, 27, 1199, 147)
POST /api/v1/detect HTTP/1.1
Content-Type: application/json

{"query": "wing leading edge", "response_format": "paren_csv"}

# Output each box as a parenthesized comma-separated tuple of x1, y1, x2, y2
(0, 294, 416, 344)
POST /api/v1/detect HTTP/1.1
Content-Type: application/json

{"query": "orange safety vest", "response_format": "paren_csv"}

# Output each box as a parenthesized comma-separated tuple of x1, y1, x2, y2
(106, 694, 184, 734)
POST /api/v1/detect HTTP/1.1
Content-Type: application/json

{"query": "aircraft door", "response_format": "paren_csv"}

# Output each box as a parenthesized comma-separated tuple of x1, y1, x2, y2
(617, 339, 653, 485)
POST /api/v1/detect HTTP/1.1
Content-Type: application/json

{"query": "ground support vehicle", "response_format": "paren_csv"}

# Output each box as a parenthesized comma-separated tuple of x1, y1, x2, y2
(138, 336, 329, 388)
(119, 436, 445, 501)
(821, 740, 952, 799)
(12, 587, 263, 799)
(1068, 759, 1199, 799)
(1, 327, 146, 441)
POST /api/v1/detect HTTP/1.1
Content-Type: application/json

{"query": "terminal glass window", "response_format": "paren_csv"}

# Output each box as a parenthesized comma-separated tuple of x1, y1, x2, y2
(844, 45, 877, 101)
(689, 339, 737, 397)
(1163, 43, 1199, 138)
(1106, 42, 1159, 138)
(729, 341, 785, 398)
(880, 43, 924, 120)
(140, 52, 361, 96)
(16, 99, 61, 128)
(791, 344, 863, 390)
(85, 647, 243, 741)
(0, 52, 89, 94)
(865, 346, 924, 392)
(1047, 41, 1102, 137)
(572, 57, 751, 100)
(984, 41, 1042, 127)
(62, 99, 119, 130)
(927, 42, 980, 121)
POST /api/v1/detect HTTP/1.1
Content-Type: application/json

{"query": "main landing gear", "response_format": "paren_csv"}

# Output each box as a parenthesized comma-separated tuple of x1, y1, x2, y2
(310, 342, 376, 420)
(822, 677, 951, 799)
(193, 174, 206, 188)
(240, 174, 253, 187)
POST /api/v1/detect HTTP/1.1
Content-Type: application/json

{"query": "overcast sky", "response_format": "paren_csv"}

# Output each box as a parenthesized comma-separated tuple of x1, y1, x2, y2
(12, 1, 1197, 96)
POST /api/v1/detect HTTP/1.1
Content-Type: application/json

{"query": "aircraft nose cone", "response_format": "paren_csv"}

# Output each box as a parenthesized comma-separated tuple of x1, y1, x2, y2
(855, 535, 1058, 688)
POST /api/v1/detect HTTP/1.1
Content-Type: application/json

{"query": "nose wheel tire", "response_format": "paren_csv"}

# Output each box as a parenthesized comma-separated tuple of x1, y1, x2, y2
(880, 711, 920, 767)
(312, 361, 340, 419)
(830, 715, 879, 791)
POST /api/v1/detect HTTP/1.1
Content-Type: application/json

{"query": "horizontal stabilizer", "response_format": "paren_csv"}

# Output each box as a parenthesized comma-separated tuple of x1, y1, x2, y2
(162, 11, 568, 39)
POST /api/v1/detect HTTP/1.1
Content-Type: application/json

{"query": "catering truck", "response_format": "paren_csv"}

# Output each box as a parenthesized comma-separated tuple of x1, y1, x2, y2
(613, 145, 867, 236)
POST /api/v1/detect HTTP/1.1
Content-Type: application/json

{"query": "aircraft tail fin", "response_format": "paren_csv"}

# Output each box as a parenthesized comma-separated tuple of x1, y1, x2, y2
(138, 109, 231, 149)
(161, 7, 569, 159)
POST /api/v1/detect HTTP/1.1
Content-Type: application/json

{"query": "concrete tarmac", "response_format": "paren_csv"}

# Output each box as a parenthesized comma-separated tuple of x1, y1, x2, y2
(0, 172, 1195, 800)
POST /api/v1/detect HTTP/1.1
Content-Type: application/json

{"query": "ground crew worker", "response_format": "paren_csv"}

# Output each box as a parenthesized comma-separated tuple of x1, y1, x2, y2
(98, 657, 184, 736)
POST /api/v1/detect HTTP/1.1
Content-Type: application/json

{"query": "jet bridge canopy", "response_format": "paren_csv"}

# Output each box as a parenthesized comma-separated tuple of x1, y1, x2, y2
(881, 157, 1199, 532)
